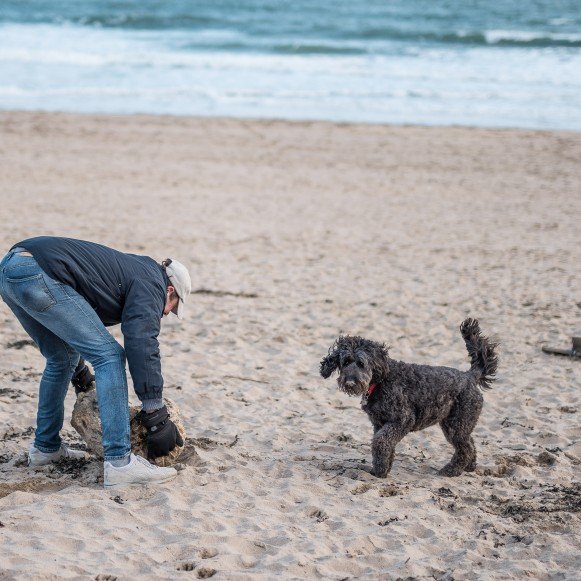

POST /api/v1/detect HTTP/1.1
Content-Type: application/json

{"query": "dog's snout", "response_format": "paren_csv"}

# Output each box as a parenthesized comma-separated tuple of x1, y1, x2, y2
(345, 380, 356, 387)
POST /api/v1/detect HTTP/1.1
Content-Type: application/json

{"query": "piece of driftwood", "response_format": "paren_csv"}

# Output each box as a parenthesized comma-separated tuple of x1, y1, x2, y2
(542, 337, 581, 359)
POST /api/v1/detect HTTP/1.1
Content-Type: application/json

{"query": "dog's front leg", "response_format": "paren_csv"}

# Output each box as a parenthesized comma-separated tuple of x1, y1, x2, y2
(371, 423, 405, 478)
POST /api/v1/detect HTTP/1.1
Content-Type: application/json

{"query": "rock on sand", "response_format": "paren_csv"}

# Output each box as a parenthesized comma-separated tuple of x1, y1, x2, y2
(71, 387, 187, 467)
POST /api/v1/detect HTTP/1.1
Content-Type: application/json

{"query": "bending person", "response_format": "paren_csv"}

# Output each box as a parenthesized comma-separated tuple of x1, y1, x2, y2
(0, 236, 191, 487)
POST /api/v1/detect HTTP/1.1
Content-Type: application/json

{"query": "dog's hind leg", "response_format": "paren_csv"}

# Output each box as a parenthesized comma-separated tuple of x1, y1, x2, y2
(371, 424, 406, 478)
(464, 436, 477, 472)
(438, 386, 483, 477)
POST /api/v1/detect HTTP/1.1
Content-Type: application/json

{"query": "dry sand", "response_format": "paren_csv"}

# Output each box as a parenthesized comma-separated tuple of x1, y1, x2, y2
(0, 111, 579, 579)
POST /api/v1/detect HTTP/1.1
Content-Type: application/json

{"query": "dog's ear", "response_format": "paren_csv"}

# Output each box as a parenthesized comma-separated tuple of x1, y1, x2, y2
(370, 342, 390, 380)
(320, 345, 340, 379)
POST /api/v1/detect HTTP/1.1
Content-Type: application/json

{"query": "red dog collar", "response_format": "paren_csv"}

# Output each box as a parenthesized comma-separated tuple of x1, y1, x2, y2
(367, 383, 378, 397)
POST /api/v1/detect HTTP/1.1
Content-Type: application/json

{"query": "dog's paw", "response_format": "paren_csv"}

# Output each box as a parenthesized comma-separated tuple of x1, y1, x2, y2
(438, 464, 463, 477)
(371, 467, 390, 479)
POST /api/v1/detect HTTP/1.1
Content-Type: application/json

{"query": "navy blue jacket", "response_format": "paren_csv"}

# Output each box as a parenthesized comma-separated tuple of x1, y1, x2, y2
(15, 237, 169, 402)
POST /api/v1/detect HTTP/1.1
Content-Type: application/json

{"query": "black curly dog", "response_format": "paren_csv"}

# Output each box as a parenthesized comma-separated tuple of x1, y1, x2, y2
(320, 319, 498, 477)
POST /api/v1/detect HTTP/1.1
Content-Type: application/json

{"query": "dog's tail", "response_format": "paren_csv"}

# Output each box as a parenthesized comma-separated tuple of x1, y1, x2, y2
(460, 318, 498, 390)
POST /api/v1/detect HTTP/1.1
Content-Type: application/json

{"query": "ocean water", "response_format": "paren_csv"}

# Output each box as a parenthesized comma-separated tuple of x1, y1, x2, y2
(1, 0, 580, 129)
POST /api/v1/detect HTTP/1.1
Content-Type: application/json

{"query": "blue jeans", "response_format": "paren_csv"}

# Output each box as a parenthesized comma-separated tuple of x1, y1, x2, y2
(0, 248, 131, 461)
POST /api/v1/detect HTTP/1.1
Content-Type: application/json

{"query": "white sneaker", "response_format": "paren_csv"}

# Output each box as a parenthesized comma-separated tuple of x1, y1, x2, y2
(28, 443, 87, 467)
(104, 453, 177, 488)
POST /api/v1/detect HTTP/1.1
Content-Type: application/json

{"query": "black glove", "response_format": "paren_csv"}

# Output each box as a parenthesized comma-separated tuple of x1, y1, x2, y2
(71, 359, 95, 395)
(138, 405, 184, 459)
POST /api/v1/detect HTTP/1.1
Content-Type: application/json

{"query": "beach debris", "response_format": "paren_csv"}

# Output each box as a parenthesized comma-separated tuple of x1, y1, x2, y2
(50, 457, 91, 479)
(2, 426, 34, 441)
(0, 387, 34, 401)
(193, 287, 258, 299)
(537, 451, 557, 466)
(379, 484, 401, 497)
(542, 337, 581, 359)
(378, 516, 407, 526)
(5, 339, 36, 350)
(71, 387, 189, 467)
(436, 487, 457, 498)
(485, 483, 581, 523)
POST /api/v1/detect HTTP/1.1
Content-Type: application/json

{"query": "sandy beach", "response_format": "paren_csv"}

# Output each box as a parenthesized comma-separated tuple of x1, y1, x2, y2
(0, 111, 579, 579)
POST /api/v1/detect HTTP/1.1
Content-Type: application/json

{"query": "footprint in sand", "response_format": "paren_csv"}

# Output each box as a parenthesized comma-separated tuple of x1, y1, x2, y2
(378, 484, 402, 497)
(176, 563, 195, 571)
(307, 507, 329, 522)
(198, 548, 218, 559)
(351, 483, 373, 495)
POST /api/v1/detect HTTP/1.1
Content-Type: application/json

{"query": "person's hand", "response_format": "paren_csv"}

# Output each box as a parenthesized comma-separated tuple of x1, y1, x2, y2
(138, 405, 184, 459)
(71, 359, 95, 395)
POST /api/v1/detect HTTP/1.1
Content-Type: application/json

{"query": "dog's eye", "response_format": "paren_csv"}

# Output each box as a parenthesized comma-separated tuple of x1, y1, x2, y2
(356, 361, 364, 369)
(343, 358, 353, 366)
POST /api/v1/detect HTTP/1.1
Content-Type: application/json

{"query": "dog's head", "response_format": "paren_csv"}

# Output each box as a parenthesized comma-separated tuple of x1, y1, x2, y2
(320, 336, 389, 396)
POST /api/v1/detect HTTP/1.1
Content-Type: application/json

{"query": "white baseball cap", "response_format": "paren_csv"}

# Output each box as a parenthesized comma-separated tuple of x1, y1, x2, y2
(162, 258, 191, 319)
